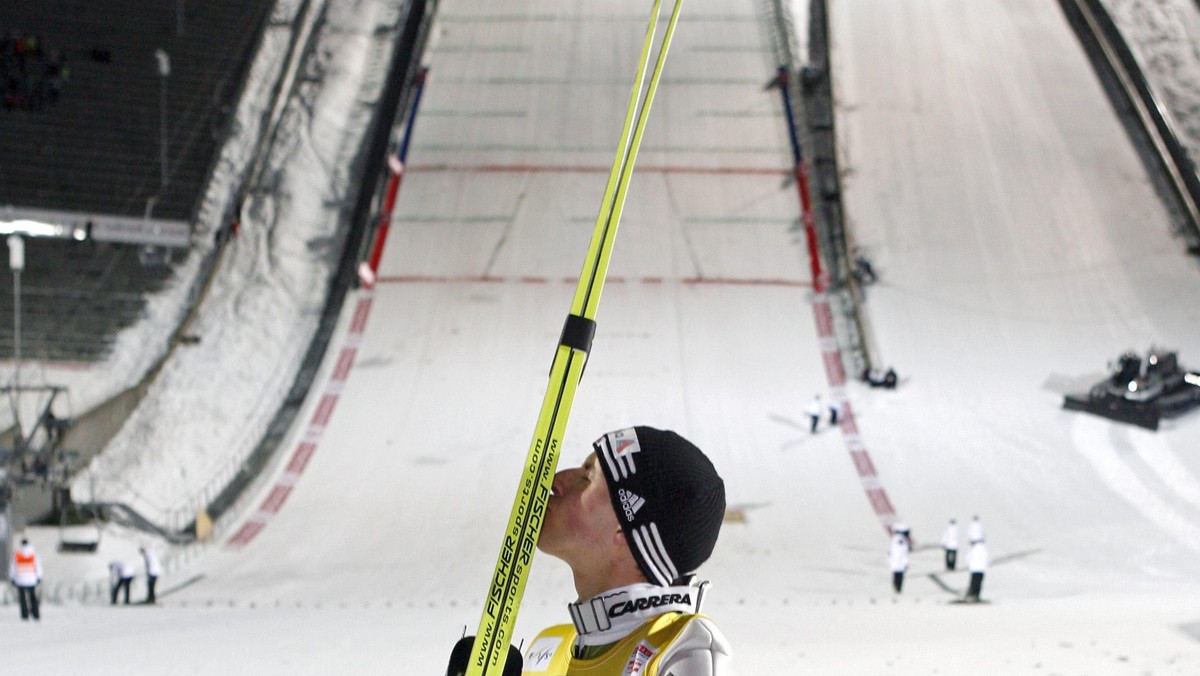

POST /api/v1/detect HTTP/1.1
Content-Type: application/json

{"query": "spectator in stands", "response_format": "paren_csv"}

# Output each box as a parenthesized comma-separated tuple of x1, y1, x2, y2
(10, 537, 42, 620)
(1, 32, 67, 111)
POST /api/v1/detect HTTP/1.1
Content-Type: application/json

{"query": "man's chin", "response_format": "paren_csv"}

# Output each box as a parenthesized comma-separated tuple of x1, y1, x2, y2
(533, 534, 564, 560)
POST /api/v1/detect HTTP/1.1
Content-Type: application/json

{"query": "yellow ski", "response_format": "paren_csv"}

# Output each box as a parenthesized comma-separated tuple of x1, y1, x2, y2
(449, 2, 686, 674)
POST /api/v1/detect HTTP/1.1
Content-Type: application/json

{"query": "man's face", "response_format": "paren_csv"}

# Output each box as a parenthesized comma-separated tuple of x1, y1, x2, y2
(538, 452, 621, 563)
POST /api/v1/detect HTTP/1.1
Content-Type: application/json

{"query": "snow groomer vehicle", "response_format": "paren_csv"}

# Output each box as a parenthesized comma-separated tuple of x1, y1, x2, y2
(1063, 348, 1200, 430)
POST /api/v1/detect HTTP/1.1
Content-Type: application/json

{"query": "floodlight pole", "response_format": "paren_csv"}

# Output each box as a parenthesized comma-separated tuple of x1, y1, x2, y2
(2, 235, 25, 582)
(7, 235, 23, 447)
(155, 49, 171, 189)
(0, 502, 10, 581)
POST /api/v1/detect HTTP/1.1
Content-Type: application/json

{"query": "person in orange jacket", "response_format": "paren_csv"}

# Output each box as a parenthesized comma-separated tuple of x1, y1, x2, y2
(10, 537, 43, 620)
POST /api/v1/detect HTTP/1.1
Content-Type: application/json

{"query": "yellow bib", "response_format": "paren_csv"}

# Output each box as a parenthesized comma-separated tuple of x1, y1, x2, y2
(521, 612, 701, 676)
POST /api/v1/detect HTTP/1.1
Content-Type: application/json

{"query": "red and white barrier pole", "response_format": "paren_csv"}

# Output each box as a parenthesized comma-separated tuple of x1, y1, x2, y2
(777, 66, 899, 534)
(358, 66, 429, 288)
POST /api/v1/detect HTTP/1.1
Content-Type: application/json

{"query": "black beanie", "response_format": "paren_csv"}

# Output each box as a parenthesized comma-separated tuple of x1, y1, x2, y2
(593, 426, 726, 587)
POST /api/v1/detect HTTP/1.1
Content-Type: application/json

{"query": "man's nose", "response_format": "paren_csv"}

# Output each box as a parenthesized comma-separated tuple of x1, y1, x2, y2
(553, 468, 579, 492)
(550, 470, 567, 495)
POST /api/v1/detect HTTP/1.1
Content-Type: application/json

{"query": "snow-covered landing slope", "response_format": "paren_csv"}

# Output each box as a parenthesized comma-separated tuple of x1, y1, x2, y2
(5, 1, 1200, 674)
(833, 0, 1200, 585)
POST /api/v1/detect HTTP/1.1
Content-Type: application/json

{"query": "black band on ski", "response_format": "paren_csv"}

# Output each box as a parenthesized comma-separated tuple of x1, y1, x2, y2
(447, 636, 523, 676)
(559, 314, 596, 354)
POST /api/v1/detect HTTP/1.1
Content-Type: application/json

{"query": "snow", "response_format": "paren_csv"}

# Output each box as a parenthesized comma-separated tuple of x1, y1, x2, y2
(66, 0, 408, 530)
(3, 0, 1200, 674)
(1104, 0, 1200, 159)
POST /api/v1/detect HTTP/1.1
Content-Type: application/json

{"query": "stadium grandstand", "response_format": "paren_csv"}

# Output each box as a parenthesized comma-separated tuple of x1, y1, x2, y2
(0, 0, 273, 363)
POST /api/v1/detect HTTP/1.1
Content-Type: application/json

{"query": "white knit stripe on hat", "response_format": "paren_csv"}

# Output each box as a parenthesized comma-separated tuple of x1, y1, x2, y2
(631, 523, 679, 586)
(646, 523, 679, 582)
(597, 436, 624, 482)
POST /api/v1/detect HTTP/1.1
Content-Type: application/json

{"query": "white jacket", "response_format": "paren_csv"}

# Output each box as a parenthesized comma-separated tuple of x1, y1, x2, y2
(888, 534, 909, 572)
(110, 560, 136, 583)
(968, 541, 989, 573)
(10, 543, 42, 587)
(657, 617, 733, 676)
(967, 518, 983, 543)
(941, 522, 959, 550)
(142, 549, 162, 577)
(806, 397, 822, 418)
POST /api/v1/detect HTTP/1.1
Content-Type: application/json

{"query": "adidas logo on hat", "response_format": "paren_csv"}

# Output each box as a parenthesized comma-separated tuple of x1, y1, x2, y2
(618, 488, 645, 522)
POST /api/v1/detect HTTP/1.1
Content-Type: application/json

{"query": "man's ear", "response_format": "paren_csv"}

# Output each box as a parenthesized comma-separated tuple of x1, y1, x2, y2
(611, 527, 627, 547)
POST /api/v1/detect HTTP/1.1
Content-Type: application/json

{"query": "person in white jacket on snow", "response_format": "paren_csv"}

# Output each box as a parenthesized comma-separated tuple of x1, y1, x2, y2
(10, 538, 42, 620)
(966, 538, 989, 602)
(888, 529, 910, 593)
(806, 395, 823, 433)
(941, 518, 959, 571)
(828, 398, 843, 427)
(109, 559, 135, 605)
(140, 546, 162, 603)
